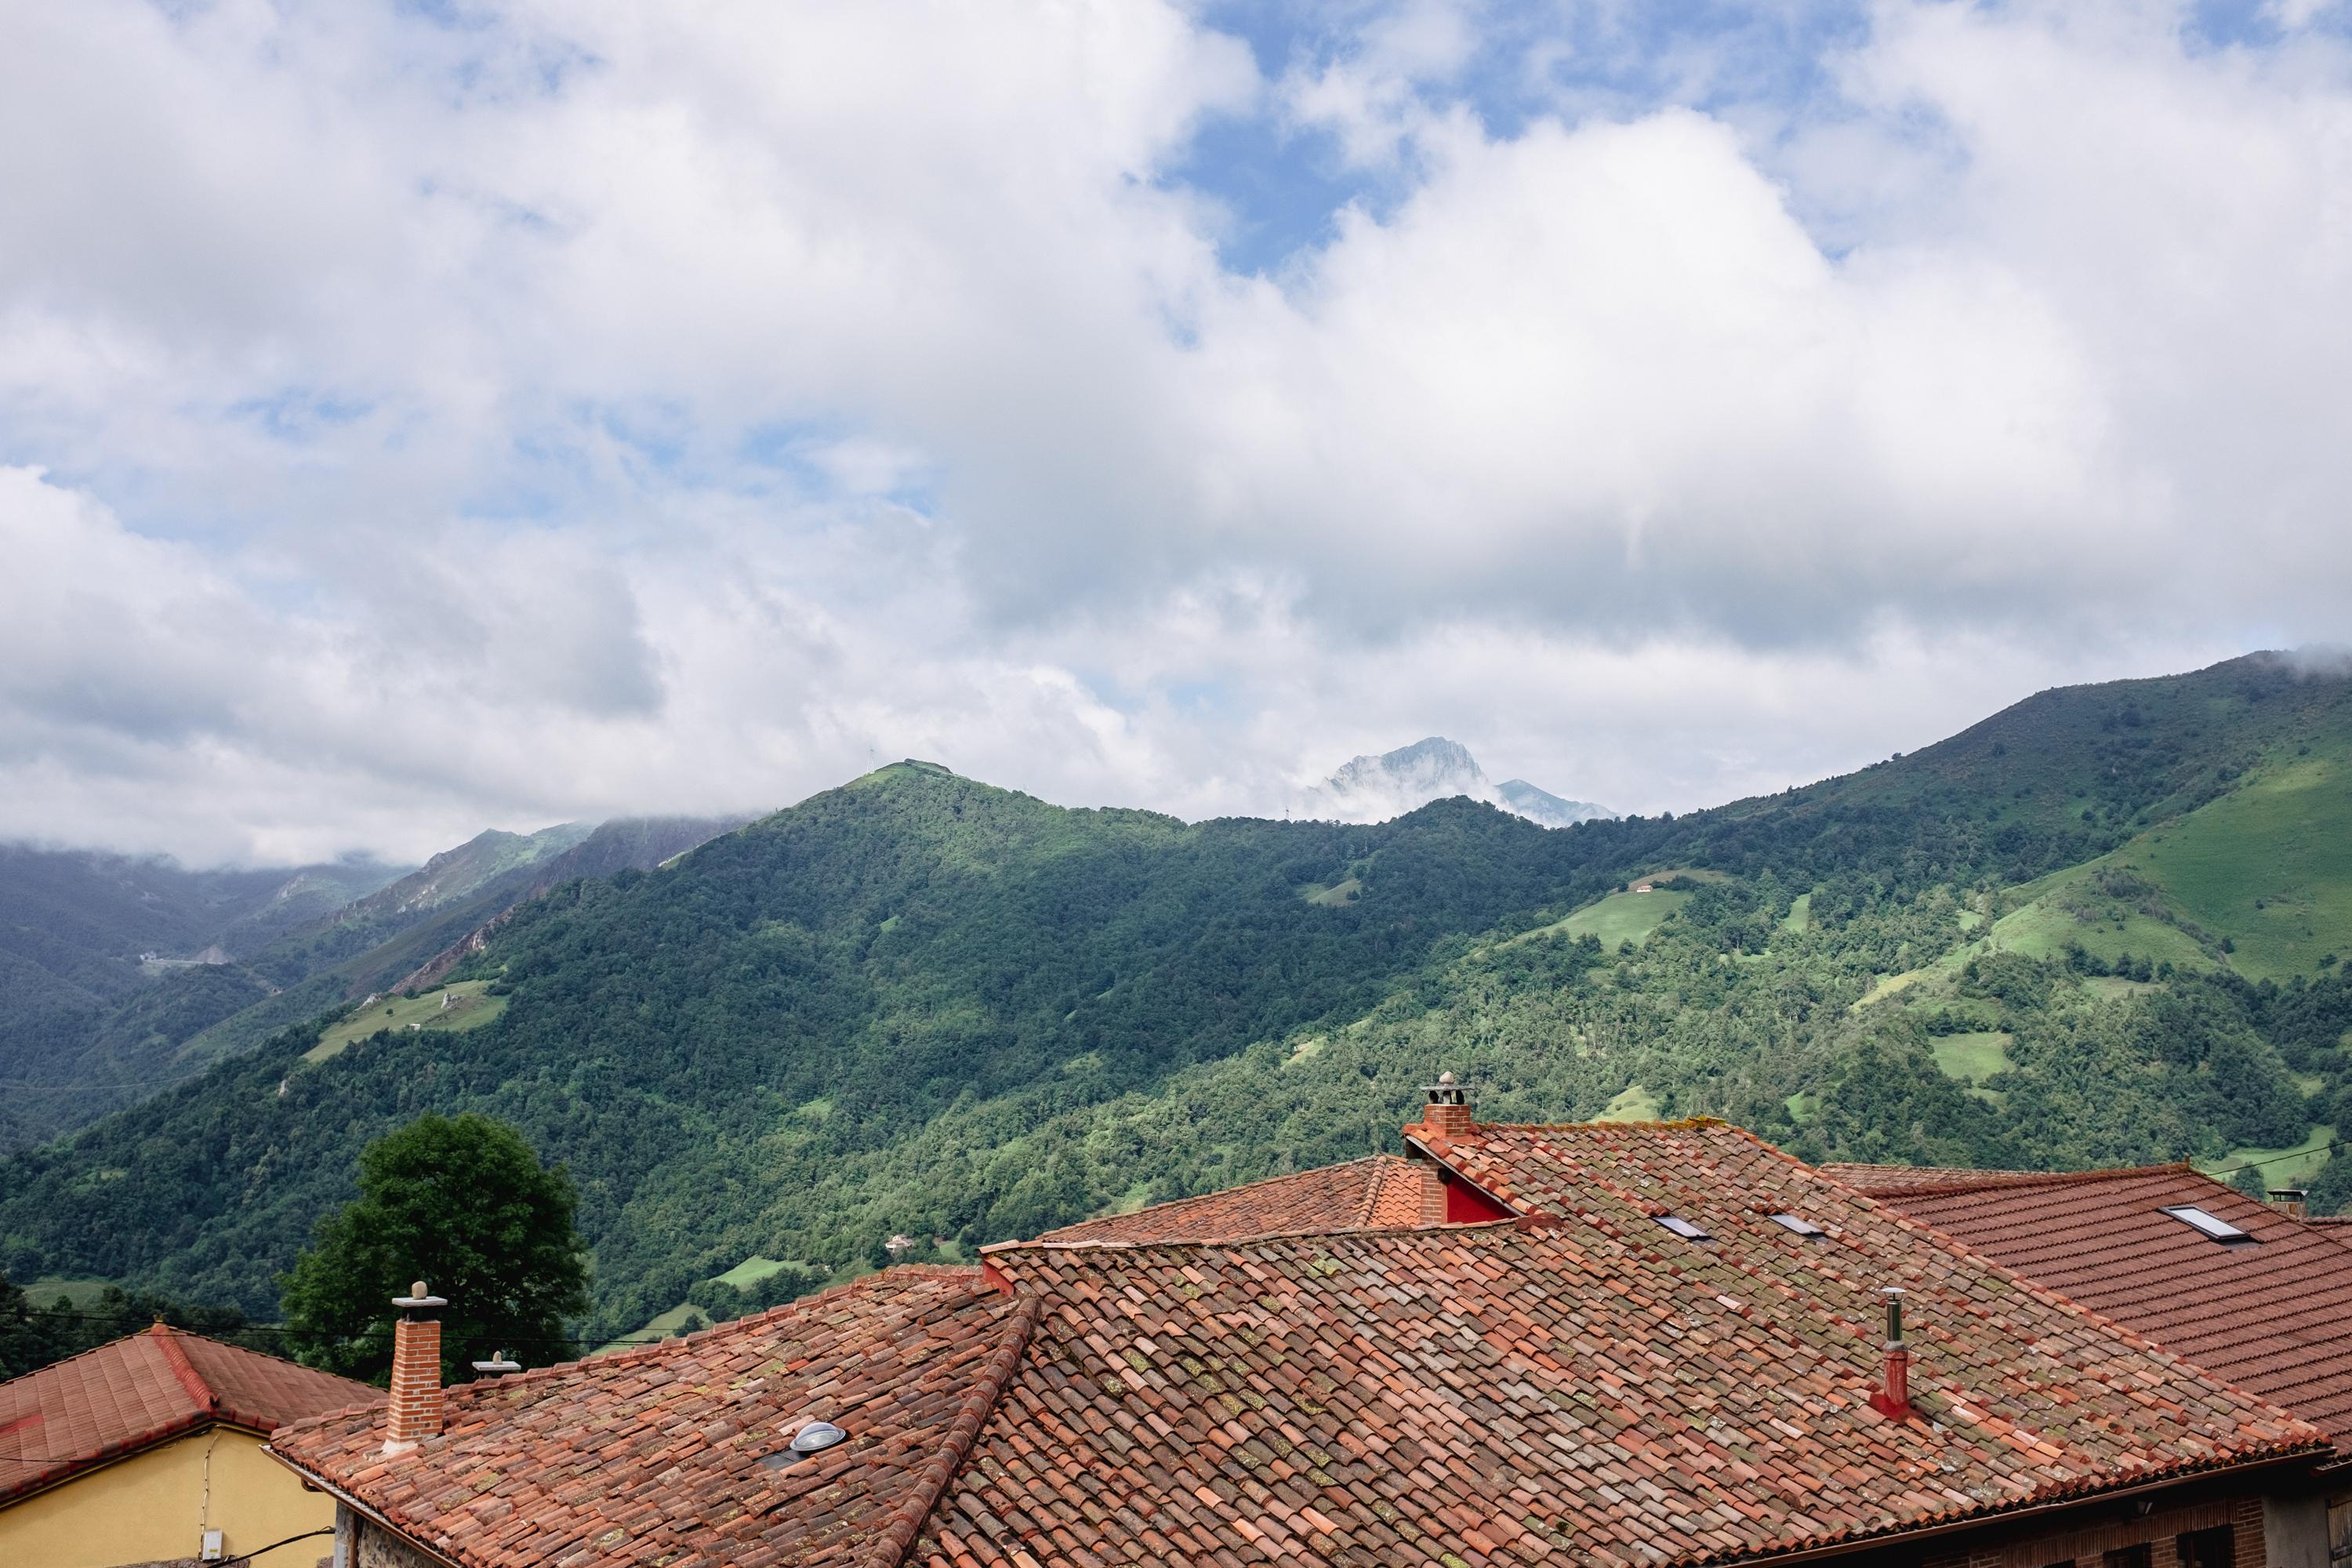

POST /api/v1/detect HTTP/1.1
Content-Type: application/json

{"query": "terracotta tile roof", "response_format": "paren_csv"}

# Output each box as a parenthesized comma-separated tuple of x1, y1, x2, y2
(1841, 1162, 2352, 1451)
(268, 1266, 1032, 1567)
(0, 1324, 379, 1505)
(272, 1122, 2333, 1568)
(1038, 1155, 1424, 1244)
(920, 1121, 2324, 1568)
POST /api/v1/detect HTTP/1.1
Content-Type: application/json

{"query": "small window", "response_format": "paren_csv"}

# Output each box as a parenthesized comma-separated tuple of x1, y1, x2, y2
(2103, 1546, 2152, 1568)
(2160, 1205, 2255, 1243)
(1656, 1215, 1711, 1240)
(1769, 1213, 1824, 1237)
(2176, 1525, 2234, 1568)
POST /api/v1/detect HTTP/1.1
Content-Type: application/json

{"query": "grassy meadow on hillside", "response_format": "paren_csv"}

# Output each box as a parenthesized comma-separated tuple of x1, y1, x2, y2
(303, 980, 506, 1063)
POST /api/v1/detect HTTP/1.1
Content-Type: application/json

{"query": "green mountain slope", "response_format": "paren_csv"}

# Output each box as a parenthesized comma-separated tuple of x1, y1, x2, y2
(242, 823, 596, 988)
(4, 653, 2349, 1341)
(0, 848, 405, 1148)
(0, 818, 746, 1152)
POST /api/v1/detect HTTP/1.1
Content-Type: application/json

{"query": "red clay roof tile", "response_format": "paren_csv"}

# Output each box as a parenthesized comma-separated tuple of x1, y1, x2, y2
(1039, 1156, 1422, 1245)
(269, 1267, 1031, 1568)
(924, 1122, 2326, 1567)
(1832, 1161, 2352, 1451)
(275, 1124, 2334, 1568)
(0, 1324, 379, 1505)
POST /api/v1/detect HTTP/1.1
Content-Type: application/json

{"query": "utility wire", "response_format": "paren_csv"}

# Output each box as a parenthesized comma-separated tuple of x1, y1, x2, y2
(221, 1526, 334, 1566)
(0, 1070, 213, 1096)
(2210, 1138, 2347, 1181)
(13, 1308, 685, 1349)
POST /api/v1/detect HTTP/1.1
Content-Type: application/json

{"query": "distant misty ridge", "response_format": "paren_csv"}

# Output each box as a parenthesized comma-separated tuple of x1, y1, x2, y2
(1303, 738, 1613, 829)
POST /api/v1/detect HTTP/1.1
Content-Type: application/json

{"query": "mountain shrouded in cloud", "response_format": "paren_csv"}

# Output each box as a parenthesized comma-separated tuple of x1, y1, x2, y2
(1308, 738, 1612, 827)
(3, 2, 2351, 862)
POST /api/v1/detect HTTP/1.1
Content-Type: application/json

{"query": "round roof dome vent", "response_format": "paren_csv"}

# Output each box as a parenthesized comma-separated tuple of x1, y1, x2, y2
(758, 1418, 849, 1472)
(791, 1420, 848, 1455)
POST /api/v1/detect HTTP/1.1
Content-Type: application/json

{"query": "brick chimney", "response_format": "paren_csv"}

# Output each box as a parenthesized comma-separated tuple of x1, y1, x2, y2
(383, 1280, 448, 1454)
(2268, 1189, 2309, 1220)
(1419, 1071, 1475, 1139)
(1867, 1287, 1914, 1421)
(1407, 1073, 1515, 1225)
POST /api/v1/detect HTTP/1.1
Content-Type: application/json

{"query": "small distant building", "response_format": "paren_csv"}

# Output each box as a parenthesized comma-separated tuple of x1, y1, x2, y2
(0, 1323, 379, 1568)
(1632, 882, 1655, 894)
(884, 1233, 918, 1258)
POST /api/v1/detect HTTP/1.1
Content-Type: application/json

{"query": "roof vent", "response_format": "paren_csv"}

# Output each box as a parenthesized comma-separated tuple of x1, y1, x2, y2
(1769, 1213, 1825, 1237)
(760, 1419, 848, 1471)
(1868, 1287, 1915, 1421)
(470, 1350, 522, 1375)
(1655, 1214, 1711, 1241)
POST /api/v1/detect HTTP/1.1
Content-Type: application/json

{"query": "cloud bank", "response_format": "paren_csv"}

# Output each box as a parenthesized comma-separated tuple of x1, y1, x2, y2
(2, 0, 2346, 862)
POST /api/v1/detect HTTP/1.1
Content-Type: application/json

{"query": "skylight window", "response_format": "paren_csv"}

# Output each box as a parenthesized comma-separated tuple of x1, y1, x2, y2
(1769, 1213, 1825, 1237)
(2159, 1205, 2254, 1243)
(1656, 1215, 1711, 1241)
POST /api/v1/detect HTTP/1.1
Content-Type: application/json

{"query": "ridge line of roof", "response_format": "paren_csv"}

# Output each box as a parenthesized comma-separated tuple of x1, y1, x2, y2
(984, 1217, 1523, 1258)
(593, 1269, 987, 1378)
(855, 1293, 1043, 1568)
(270, 1266, 994, 1430)
(151, 1322, 217, 1414)
(1459, 1116, 1731, 1132)
(1036, 1156, 1394, 1240)
(1846, 1162, 2203, 1200)
(0, 1318, 190, 1391)
(1347, 1154, 1393, 1229)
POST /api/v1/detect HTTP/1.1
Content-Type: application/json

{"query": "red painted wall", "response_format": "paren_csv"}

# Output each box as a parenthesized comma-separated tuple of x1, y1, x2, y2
(1446, 1180, 1511, 1224)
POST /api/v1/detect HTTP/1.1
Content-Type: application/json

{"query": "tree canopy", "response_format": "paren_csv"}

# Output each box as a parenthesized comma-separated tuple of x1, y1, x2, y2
(278, 1113, 588, 1383)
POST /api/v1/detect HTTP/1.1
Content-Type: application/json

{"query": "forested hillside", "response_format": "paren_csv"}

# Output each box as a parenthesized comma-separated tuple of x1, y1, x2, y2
(0, 817, 745, 1152)
(3, 653, 2348, 1344)
(0, 848, 405, 1148)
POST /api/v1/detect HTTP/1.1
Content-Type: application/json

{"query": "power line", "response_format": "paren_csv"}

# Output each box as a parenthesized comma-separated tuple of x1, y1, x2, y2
(2212, 1138, 2346, 1182)
(0, 1070, 213, 1096)
(14, 1307, 683, 1349)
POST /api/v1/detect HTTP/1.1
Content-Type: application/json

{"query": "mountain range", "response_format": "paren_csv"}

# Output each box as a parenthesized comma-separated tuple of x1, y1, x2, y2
(0, 815, 743, 1150)
(1309, 736, 1612, 828)
(2, 652, 2348, 1348)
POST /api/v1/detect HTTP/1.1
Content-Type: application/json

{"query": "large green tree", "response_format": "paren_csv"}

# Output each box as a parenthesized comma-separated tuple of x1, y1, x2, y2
(279, 1113, 589, 1384)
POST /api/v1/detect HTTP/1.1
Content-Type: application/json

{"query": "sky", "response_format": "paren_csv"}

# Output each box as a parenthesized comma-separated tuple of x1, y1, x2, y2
(4, 0, 2350, 866)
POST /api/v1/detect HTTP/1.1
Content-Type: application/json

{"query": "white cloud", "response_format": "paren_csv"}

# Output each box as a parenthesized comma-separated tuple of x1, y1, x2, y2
(2, 0, 2350, 862)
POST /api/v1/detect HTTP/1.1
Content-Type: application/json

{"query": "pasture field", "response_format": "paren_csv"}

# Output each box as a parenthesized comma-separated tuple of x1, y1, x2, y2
(303, 980, 506, 1063)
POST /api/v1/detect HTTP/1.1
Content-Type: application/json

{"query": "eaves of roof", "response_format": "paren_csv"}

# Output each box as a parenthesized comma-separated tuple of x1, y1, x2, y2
(0, 1408, 272, 1511)
(1691, 1445, 2326, 1566)
(0, 1324, 378, 1508)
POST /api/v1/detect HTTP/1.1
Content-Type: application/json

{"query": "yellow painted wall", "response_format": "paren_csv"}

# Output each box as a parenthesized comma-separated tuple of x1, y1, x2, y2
(0, 1424, 336, 1568)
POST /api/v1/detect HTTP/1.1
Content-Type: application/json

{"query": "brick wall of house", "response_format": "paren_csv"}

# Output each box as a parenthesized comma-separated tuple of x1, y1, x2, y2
(1911, 1492, 2261, 1568)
